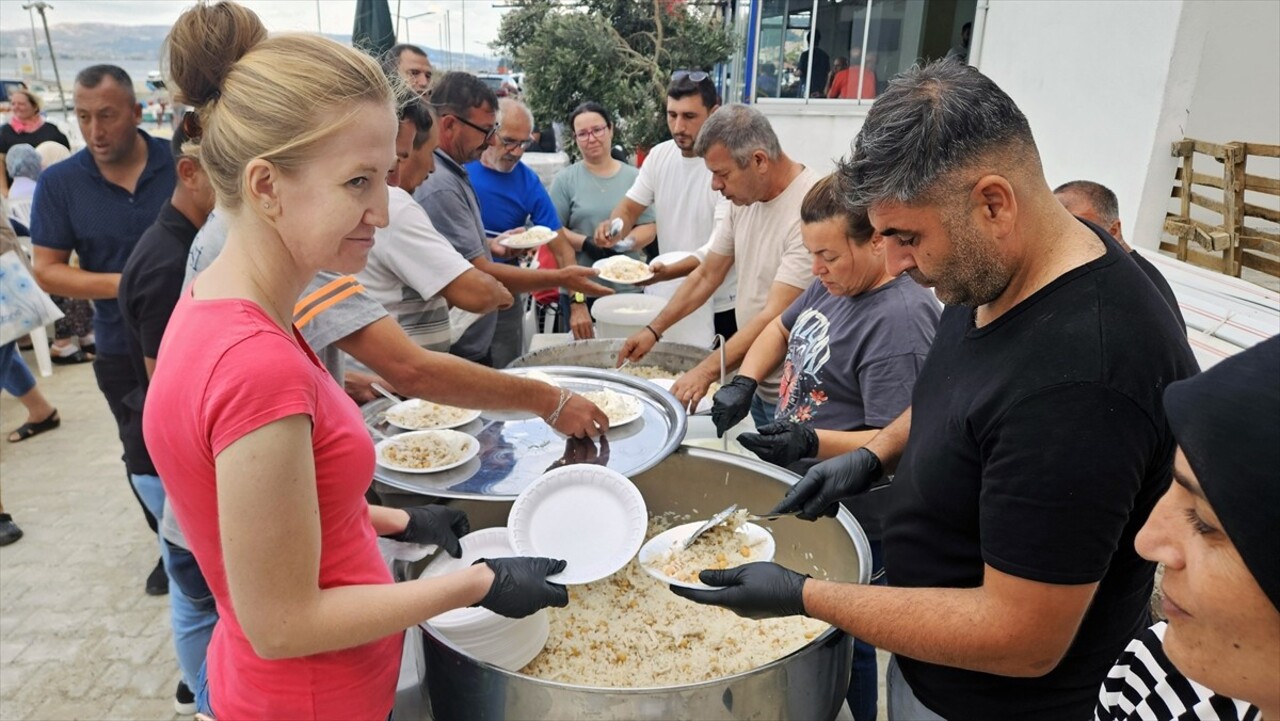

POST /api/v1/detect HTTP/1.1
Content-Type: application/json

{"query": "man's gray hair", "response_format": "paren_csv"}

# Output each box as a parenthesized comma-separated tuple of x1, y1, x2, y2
(498, 97, 534, 128)
(1054, 180, 1120, 226)
(694, 104, 782, 167)
(837, 58, 1036, 209)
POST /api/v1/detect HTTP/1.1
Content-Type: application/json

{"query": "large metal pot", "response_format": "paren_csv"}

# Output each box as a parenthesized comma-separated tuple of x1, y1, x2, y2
(508, 339, 713, 375)
(409, 446, 870, 721)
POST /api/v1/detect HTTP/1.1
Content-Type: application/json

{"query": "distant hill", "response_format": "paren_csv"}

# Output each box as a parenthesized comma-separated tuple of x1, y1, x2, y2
(0, 22, 495, 69)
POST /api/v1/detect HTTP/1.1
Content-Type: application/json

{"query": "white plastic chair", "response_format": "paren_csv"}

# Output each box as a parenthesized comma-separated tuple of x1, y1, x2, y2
(13, 233, 53, 377)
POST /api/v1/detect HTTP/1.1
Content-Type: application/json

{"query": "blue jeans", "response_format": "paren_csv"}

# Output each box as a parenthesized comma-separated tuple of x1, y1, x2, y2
(162, 539, 217, 691)
(846, 540, 886, 720)
(195, 657, 213, 716)
(0, 341, 35, 397)
(749, 395, 776, 428)
(129, 473, 165, 524)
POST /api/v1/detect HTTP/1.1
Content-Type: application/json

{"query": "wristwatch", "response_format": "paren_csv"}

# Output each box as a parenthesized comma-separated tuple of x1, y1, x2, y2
(571, 292, 586, 304)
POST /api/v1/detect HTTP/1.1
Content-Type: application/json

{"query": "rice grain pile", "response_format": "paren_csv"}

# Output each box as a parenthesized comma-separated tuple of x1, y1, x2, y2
(384, 399, 475, 429)
(380, 433, 470, 470)
(646, 509, 765, 584)
(519, 516, 827, 686)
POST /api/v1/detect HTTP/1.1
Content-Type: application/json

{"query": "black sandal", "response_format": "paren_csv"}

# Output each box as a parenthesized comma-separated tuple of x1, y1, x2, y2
(8, 409, 60, 443)
(51, 349, 93, 365)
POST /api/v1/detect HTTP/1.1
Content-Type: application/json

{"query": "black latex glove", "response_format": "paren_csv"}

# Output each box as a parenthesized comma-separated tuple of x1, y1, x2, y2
(472, 557, 570, 618)
(670, 562, 809, 620)
(771, 447, 883, 521)
(385, 505, 471, 558)
(737, 420, 819, 467)
(711, 376, 758, 437)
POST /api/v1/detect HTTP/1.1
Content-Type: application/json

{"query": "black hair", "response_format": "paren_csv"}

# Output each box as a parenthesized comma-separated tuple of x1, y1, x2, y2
(668, 74, 719, 111)
(75, 64, 137, 104)
(382, 43, 428, 75)
(400, 96, 435, 149)
(569, 101, 613, 130)
(431, 71, 498, 116)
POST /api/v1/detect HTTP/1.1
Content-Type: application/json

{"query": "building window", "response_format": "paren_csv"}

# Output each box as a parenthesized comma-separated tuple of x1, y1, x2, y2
(748, 0, 978, 104)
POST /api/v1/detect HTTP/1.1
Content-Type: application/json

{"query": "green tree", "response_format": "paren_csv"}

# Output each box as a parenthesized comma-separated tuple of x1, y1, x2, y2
(494, 0, 734, 155)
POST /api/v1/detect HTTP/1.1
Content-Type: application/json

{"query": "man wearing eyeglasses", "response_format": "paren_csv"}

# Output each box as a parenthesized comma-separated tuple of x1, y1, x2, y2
(596, 70, 737, 341)
(415, 72, 610, 366)
(465, 98, 574, 367)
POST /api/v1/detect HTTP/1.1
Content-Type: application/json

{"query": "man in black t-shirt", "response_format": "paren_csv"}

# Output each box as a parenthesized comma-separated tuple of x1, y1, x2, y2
(1054, 179, 1186, 330)
(117, 121, 216, 711)
(673, 59, 1198, 721)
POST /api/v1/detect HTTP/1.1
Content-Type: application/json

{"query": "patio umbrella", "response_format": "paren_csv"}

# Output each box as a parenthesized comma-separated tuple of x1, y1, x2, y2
(353, 0, 396, 60)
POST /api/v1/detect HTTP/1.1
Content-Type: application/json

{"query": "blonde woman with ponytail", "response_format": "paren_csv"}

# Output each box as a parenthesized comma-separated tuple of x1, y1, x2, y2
(143, 3, 567, 717)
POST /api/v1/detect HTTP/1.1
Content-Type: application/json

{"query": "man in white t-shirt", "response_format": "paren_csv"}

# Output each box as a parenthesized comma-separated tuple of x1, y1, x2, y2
(618, 105, 818, 425)
(359, 101, 511, 352)
(595, 71, 737, 337)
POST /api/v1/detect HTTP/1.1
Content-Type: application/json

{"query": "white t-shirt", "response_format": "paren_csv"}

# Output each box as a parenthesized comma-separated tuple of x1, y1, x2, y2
(357, 187, 473, 352)
(708, 165, 820, 402)
(626, 139, 736, 313)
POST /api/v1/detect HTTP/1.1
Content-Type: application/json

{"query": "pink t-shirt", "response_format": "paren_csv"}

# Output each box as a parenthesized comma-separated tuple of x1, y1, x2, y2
(144, 292, 399, 720)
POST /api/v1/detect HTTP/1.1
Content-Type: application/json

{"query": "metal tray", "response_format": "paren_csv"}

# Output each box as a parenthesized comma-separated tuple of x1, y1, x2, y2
(364, 367, 687, 501)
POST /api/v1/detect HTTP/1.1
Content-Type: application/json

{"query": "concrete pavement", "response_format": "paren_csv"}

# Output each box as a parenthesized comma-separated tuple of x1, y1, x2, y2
(1, 354, 181, 720)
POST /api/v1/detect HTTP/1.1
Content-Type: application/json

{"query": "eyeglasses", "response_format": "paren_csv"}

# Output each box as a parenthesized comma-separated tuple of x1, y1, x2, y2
(443, 113, 500, 143)
(499, 135, 535, 151)
(574, 125, 609, 141)
(671, 69, 710, 84)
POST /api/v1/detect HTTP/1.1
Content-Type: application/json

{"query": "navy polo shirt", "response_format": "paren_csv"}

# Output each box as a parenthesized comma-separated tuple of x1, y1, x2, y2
(31, 129, 176, 356)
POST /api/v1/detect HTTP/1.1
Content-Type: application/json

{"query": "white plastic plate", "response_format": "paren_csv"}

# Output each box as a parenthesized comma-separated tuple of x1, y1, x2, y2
(592, 257, 655, 285)
(383, 398, 482, 431)
(499, 225, 556, 250)
(578, 389, 644, 428)
(422, 528, 516, 627)
(637, 520, 775, 590)
(375, 430, 480, 474)
(507, 465, 648, 585)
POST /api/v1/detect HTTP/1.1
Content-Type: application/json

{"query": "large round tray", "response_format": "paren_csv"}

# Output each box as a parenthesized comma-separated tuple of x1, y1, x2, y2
(507, 339, 713, 374)
(364, 367, 686, 501)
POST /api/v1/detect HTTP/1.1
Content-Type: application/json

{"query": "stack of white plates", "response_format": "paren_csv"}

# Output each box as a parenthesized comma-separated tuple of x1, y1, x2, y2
(419, 527, 550, 671)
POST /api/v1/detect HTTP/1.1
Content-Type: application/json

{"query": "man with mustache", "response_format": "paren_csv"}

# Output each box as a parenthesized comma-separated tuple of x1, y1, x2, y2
(596, 71, 737, 339)
(414, 72, 608, 366)
(674, 60, 1198, 721)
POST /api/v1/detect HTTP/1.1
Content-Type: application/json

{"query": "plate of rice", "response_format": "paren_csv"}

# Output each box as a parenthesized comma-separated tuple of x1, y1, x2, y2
(578, 388, 643, 427)
(383, 398, 482, 430)
(592, 256, 654, 284)
(376, 430, 480, 474)
(637, 512, 776, 590)
(499, 225, 556, 250)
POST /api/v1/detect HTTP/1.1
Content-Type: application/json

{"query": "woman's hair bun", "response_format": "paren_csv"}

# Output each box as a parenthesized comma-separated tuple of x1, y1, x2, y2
(163, 1, 268, 108)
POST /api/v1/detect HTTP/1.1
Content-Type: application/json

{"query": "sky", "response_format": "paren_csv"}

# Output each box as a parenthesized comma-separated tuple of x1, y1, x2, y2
(2, 0, 507, 59)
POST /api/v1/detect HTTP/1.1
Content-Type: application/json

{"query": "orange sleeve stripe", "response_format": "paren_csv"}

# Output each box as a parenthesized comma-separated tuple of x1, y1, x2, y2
(293, 276, 368, 329)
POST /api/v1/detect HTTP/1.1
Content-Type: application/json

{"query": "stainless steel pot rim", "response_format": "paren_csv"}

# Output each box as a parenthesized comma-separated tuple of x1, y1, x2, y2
(420, 620, 846, 693)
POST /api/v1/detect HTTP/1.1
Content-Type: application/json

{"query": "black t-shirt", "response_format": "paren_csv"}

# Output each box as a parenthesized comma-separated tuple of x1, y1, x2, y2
(884, 224, 1198, 720)
(1129, 249, 1186, 330)
(0, 122, 70, 185)
(118, 200, 199, 475)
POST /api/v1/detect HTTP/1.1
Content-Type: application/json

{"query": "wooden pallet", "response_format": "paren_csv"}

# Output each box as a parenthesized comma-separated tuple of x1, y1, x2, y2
(1162, 139, 1280, 282)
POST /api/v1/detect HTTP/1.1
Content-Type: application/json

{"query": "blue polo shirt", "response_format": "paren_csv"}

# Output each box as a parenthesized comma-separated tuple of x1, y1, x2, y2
(31, 130, 176, 356)
(465, 159, 562, 242)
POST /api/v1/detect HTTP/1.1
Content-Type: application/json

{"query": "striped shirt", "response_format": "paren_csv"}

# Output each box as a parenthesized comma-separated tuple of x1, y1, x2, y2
(1096, 622, 1261, 721)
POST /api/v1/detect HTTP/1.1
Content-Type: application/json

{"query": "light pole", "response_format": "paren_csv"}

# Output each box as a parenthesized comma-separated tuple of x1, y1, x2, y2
(399, 10, 435, 44)
(25, 4, 42, 79)
(22, 1, 67, 121)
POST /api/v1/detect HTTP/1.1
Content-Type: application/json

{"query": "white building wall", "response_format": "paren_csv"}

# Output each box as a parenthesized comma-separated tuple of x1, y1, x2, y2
(759, 0, 1279, 252)
(978, 0, 1189, 248)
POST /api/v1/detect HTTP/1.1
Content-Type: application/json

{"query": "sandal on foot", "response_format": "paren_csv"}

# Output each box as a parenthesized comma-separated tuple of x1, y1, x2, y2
(51, 349, 92, 365)
(8, 409, 60, 443)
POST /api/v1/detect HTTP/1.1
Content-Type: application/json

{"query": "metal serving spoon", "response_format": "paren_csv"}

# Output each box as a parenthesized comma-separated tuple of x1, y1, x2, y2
(682, 503, 739, 549)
